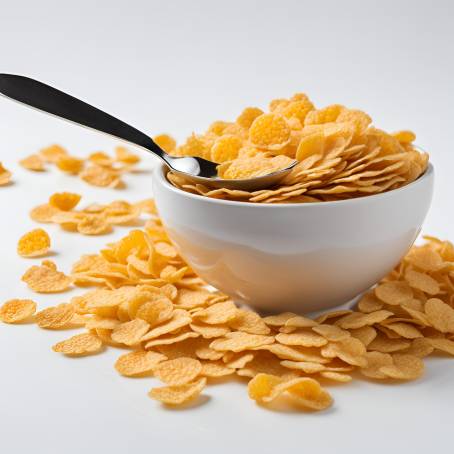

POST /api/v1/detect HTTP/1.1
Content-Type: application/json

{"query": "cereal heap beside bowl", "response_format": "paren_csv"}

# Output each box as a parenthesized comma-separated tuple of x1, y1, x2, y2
(157, 94, 428, 203)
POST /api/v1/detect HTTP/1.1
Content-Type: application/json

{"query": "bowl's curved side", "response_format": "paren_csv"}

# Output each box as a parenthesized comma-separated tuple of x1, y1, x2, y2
(152, 165, 434, 313)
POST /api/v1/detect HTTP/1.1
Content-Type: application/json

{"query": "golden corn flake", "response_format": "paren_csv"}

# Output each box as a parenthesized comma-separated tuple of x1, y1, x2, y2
(22, 262, 72, 293)
(375, 281, 413, 305)
(56, 155, 84, 174)
(115, 146, 140, 165)
(249, 113, 291, 150)
(210, 332, 274, 352)
(248, 374, 333, 410)
(49, 192, 81, 211)
(321, 338, 367, 367)
(312, 324, 350, 342)
(52, 332, 103, 356)
(154, 134, 177, 153)
(111, 318, 150, 346)
(153, 357, 202, 385)
(360, 351, 394, 379)
(77, 214, 111, 235)
(80, 165, 121, 188)
(0, 299, 37, 323)
(149, 377, 206, 406)
(426, 337, 454, 356)
(201, 360, 235, 377)
(0, 162, 12, 185)
(39, 144, 67, 163)
(229, 309, 271, 335)
(276, 331, 328, 348)
(335, 310, 393, 329)
(115, 350, 167, 376)
(17, 228, 50, 257)
(190, 322, 230, 339)
(193, 301, 238, 324)
(30, 204, 60, 223)
(404, 269, 440, 295)
(19, 154, 45, 171)
(36, 303, 75, 329)
(378, 354, 424, 380)
(211, 135, 242, 163)
(424, 298, 454, 333)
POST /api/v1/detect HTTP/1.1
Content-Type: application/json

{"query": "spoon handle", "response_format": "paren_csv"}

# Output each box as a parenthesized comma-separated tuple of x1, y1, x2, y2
(0, 73, 165, 158)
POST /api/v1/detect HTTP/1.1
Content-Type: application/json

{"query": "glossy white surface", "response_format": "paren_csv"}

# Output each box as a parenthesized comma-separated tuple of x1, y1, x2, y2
(1, 2, 454, 454)
(153, 165, 434, 312)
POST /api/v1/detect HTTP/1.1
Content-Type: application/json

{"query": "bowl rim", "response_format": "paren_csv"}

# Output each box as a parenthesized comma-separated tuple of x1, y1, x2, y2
(154, 162, 434, 209)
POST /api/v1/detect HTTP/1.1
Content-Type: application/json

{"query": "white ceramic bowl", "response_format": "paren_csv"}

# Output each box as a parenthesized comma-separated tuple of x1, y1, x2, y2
(152, 164, 434, 313)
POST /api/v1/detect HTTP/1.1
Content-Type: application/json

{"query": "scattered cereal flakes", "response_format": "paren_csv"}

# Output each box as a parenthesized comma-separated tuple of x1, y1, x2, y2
(0, 162, 12, 185)
(22, 262, 72, 293)
(115, 146, 140, 165)
(80, 165, 121, 188)
(49, 192, 81, 211)
(39, 144, 67, 163)
(424, 298, 454, 333)
(115, 350, 167, 376)
(19, 154, 45, 171)
(17, 228, 50, 257)
(56, 155, 84, 174)
(153, 357, 202, 385)
(144, 331, 200, 349)
(149, 377, 206, 406)
(111, 319, 150, 345)
(52, 332, 103, 356)
(210, 332, 274, 352)
(36, 303, 75, 329)
(379, 354, 424, 380)
(238, 351, 296, 378)
(375, 282, 413, 305)
(30, 204, 60, 223)
(0, 299, 36, 323)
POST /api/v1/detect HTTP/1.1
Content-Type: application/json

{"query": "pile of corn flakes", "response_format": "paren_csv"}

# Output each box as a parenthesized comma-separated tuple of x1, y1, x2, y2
(161, 94, 428, 203)
(28, 192, 156, 236)
(2, 198, 453, 410)
(20, 144, 140, 188)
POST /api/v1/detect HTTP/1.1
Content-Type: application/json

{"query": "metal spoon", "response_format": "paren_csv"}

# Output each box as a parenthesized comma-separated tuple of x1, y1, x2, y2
(0, 74, 296, 191)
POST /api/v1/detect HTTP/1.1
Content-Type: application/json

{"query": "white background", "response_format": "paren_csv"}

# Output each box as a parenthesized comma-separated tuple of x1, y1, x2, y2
(0, 1, 453, 453)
